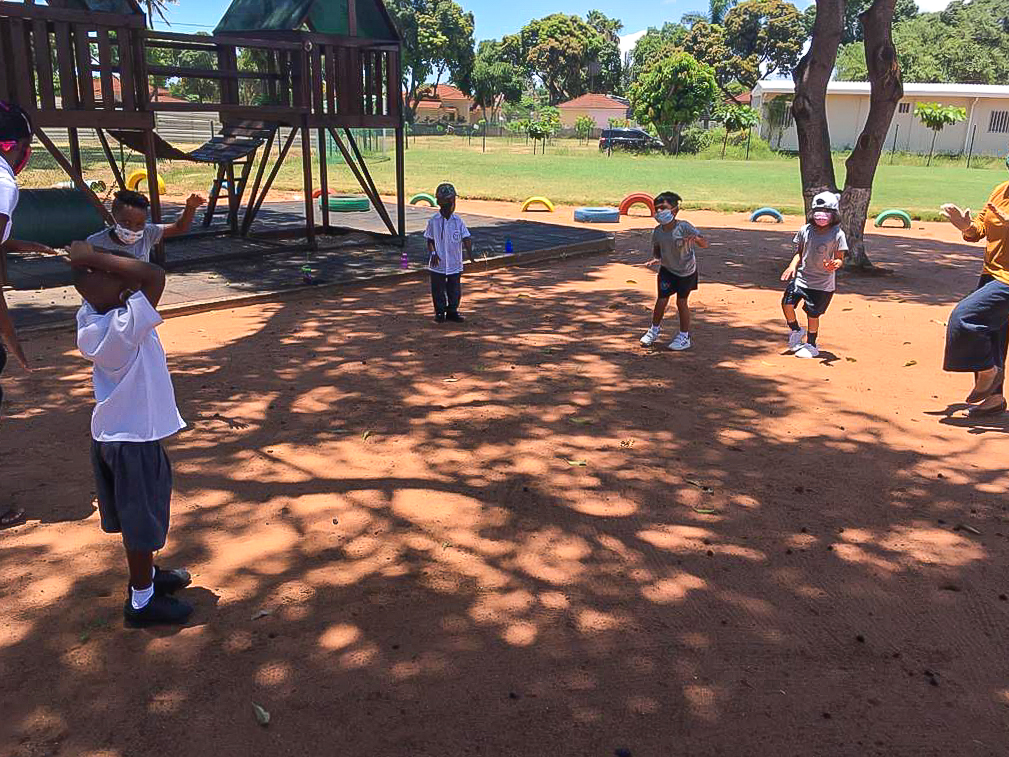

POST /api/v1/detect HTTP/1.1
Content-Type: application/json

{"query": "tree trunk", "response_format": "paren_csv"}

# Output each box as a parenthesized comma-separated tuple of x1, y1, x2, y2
(927, 130, 937, 167)
(721, 129, 729, 159)
(792, 0, 844, 209)
(841, 0, 903, 269)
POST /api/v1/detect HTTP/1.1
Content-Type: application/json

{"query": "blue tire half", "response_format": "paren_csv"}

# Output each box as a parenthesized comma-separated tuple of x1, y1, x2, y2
(750, 207, 783, 223)
(574, 206, 620, 223)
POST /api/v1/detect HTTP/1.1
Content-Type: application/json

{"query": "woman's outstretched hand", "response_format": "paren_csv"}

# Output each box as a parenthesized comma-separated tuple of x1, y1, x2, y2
(941, 203, 972, 231)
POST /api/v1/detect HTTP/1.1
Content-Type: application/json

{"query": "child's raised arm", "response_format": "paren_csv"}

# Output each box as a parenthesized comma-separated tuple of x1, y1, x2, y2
(69, 241, 167, 307)
(162, 194, 206, 239)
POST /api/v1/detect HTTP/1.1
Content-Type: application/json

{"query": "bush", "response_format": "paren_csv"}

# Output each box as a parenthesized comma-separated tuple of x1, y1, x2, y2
(678, 125, 718, 154)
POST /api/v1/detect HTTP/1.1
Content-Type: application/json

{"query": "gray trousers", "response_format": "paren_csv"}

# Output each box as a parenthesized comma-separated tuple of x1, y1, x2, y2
(944, 274, 1009, 393)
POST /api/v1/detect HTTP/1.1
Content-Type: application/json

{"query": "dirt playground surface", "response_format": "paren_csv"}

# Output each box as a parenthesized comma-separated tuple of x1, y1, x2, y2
(2, 214, 1008, 756)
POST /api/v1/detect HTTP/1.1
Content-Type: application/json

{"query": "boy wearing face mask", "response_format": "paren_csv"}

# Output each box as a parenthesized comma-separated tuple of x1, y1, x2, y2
(0, 101, 59, 528)
(87, 189, 205, 263)
(780, 191, 847, 359)
(640, 191, 709, 351)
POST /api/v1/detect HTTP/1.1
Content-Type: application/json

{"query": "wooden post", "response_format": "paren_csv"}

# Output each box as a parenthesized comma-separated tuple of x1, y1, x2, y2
(96, 128, 126, 190)
(395, 124, 405, 242)
(300, 121, 316, 249)
(243, 127, 297, 235)
(143, 130, 165, 264)
(240, 127, 277, 236)
(318, 127, 329, 230)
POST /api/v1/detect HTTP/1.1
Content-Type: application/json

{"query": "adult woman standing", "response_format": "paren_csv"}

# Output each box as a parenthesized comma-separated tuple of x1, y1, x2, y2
(941, 173, 1009, 416)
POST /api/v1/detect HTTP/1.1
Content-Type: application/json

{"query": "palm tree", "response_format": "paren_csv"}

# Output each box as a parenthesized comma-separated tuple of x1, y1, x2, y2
(682, 0, 738, 27)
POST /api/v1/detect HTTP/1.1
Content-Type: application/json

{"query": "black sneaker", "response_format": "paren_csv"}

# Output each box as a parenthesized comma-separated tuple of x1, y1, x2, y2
(446, 312, 465, 323)
(124, 594, 194, 628)
(434, 313, 446, 323)
(154, 566, 192, 596)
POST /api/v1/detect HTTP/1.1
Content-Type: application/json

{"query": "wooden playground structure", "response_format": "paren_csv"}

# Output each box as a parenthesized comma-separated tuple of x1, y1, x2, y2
(0, 0, 406, 264)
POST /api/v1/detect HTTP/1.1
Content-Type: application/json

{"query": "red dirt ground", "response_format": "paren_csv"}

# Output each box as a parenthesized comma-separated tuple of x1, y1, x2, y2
(2, 213, 1008, 757)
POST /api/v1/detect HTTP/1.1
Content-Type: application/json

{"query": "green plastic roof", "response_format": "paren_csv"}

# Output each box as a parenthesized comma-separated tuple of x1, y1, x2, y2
(46, 0, 142, 14)
(215, 0, 398, 40)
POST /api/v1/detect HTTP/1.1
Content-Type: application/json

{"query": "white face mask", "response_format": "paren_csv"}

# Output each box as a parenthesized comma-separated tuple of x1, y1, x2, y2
(655, 209, 675, 225)
(114, 224, 144, 245)
(812, 211, 833, 227)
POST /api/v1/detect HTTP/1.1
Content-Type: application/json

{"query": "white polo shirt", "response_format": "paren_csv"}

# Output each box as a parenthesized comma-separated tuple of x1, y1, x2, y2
(77, 291, 185, 443)
(425, 212, 471, 276)
(0, 158, 19, 243)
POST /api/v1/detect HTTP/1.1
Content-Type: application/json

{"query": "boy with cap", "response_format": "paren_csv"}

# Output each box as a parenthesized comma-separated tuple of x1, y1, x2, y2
(70, 241, 194, 627)
(87, 188, 205, 263)
(780, 191, 847, 359)
(426, 183, 475, 323)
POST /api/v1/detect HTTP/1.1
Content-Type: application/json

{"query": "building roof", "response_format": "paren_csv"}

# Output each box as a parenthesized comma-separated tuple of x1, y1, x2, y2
(557, 93, 629, 110)
(415, 84, 468, 101)
(753, 80, 1009, 99)
(92, 76, 187, 104)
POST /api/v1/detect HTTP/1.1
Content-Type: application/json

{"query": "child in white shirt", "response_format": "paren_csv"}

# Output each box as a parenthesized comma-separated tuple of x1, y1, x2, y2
(70, 241, 194, 627)
(425, 183, 475, 323)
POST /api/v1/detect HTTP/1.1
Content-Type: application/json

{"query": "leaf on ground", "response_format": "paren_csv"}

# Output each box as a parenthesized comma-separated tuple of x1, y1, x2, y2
(362, 430, 373, 440)
(443, 378, 460, 383)
(252, 702, 271, 726)
(685, 479, 714, 494)
(517, 293, 530, 298)
(959, 523, 981, 535)
(693, 507, 717, 515)
(842, 307, 853, 312)
(474, 365, 489, 371)
(566, 459, 588, 467)
(931, 319, 947, 326)
(845, 357, 857, 362)
(568, 417, 595, 425)
(625, 279, 637, 284)
(251, 609, 271, 621)
(760, 360, 774, 366)
(904, 360, 917, 367)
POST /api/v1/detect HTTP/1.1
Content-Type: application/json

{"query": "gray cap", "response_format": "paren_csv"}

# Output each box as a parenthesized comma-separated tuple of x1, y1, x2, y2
(436, 182, 456, 201)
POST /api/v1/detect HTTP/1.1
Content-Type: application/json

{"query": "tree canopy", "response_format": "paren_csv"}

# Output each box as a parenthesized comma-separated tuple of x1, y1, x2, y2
(501, 13, 621, 104)
(468, 40, 525, 123)
(835, 0, 1009, 84)
(628, 51, 719, 153)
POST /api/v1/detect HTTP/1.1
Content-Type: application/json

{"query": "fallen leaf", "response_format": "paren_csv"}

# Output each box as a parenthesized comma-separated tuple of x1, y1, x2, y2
(959, 524, 981, 535)
(904, 360, 917, 367)
(568, 417, 595, 425)
(625, 279, 637, 284)
(931, 319, 947, 326)
(566, 459, 588, 467)
(362, 430, 373, 440)
(517, 293, 530, 298)
(252, 702, 270, 726)
(693, 507, 717, 514)
(842, 307, 853, 312)
(845, 357, 857, 362)
(332, 517, 339, 524)
(685, 479, 714, 493)
(251, 609, 271, 621)
(443, 378, 460, 383)
(760, 360, 774, 366)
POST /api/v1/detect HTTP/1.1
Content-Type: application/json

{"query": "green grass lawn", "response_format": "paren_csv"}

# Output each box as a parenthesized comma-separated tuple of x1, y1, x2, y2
(23, 135, 1003, 222)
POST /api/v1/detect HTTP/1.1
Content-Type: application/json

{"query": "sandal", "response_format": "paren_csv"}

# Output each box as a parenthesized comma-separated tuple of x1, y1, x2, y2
(966, 368, 1003, 404)
(0, 507, 26, 528)
(966, 398, 1008, 417)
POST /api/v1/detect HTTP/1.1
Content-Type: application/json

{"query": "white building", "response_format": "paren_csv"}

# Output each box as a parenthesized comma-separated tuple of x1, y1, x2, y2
(751, 80, 1009, 156)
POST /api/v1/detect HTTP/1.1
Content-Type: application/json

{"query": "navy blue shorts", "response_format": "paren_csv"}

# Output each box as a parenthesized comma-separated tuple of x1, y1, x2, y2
(91, 439, 173, 552)
(658, 267, 698, 299)
(783, 281, 834, 317)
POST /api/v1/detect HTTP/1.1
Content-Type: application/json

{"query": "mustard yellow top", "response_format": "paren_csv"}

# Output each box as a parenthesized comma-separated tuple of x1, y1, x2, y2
(964, 180, 1009, 284)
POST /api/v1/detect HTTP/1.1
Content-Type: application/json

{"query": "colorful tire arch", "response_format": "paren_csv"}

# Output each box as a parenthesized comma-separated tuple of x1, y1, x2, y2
(521, 196, 555, 212)
(619, 193, 655, 216)
(125, 169, 167, 195)
(874, 208, 912, 228)
(750, 207, 783, 223)
(409, 192, 437, 206)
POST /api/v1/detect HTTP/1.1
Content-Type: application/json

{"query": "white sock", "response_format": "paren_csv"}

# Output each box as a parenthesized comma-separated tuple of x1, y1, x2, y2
(650, 324, 660, 332)
(152, 566, 157, 581)
(131, 583, 154, 610)
(680, 331, 689, 337)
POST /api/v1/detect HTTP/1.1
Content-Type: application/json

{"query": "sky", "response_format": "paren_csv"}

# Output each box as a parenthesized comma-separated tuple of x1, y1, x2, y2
(156, 0, 953, 44)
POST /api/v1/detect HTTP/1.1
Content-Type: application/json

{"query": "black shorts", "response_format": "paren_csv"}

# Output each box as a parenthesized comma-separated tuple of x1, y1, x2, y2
(783, 281, 834, 317)
(91, 439, 173, 552)
(657, 267, 698, 299)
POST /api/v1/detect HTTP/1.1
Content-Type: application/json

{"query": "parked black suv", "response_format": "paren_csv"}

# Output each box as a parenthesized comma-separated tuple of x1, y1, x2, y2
(598, 127, 663, 152)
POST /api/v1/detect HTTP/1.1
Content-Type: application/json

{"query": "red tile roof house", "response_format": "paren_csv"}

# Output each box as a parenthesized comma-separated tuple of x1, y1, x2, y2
(408, 84, 476, 125)
(557, 93, 631, 129)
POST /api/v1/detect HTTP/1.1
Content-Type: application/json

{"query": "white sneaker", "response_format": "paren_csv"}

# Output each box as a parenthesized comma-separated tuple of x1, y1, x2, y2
(668, 332, 691, 351)
(640, 326, 661, 346)
(787, 328, 806, 352)
(795, 343, 820, 359)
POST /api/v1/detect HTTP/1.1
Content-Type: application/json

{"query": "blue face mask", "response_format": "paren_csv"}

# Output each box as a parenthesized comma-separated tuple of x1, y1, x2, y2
(655, 209, 675, 225)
